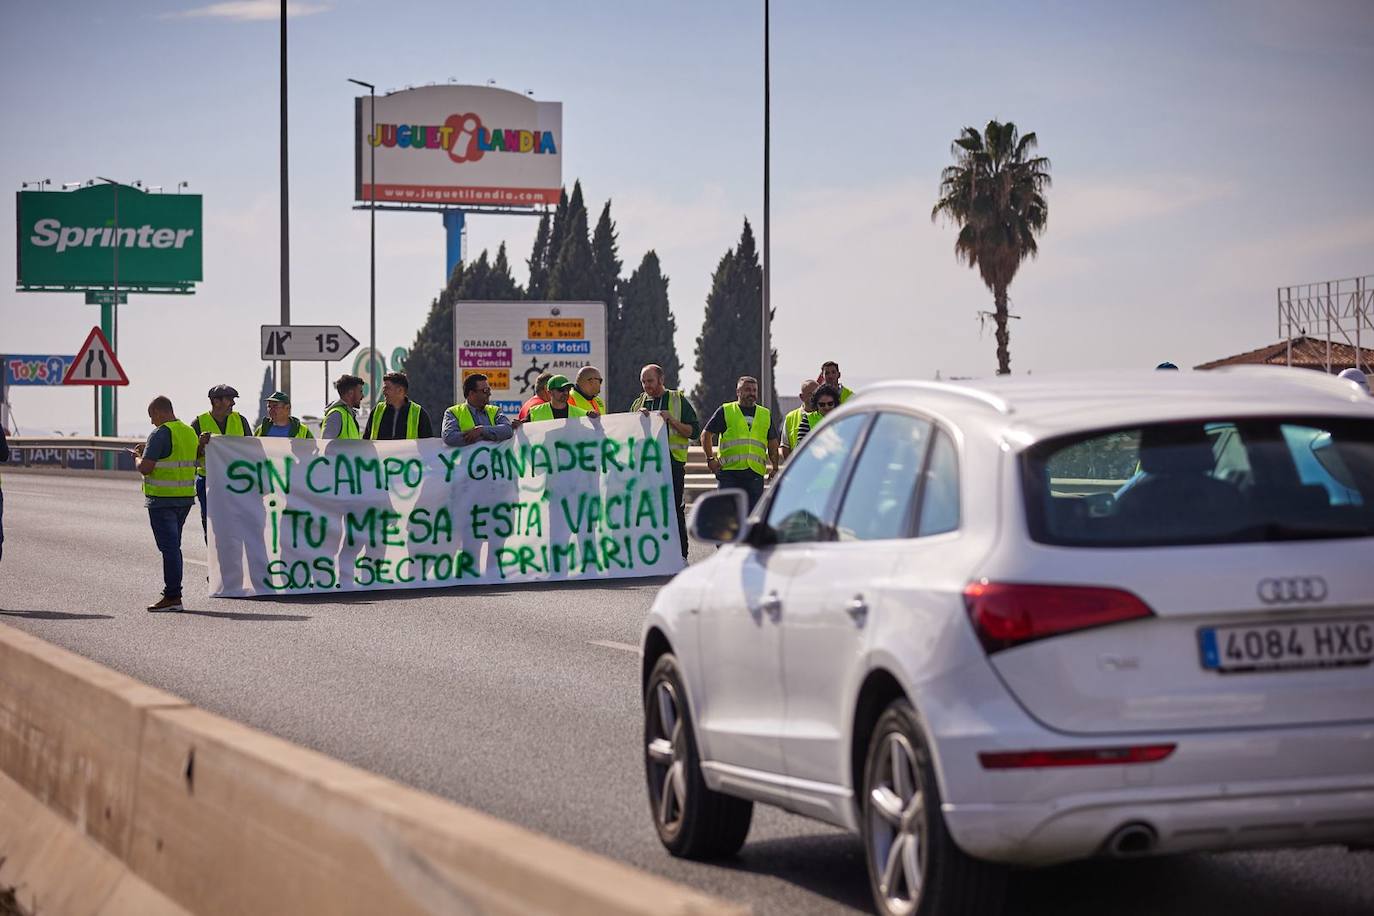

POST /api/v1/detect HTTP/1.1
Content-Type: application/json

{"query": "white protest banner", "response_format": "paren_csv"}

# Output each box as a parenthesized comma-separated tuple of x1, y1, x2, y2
(206, 413, 684, 597)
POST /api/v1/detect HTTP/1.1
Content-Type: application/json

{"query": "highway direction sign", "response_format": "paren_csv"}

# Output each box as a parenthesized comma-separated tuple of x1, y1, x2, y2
(260, 325, 360, 362)
(63, 327, 129, 385)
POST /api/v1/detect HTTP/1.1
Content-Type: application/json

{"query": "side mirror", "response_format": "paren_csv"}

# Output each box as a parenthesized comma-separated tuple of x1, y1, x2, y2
(688, 489, 748, 545)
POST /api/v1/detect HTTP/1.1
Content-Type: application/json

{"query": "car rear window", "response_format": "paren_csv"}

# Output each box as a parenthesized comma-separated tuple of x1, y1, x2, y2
(1021, 416, 1374, 547)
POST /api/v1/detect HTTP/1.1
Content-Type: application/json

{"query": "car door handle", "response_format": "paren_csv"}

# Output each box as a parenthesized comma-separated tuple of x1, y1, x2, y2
(758, 592, 782, 621)
(846, 596, 869, 626)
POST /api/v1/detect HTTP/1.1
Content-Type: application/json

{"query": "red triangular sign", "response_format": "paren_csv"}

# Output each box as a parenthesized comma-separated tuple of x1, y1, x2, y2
(63, 327, 129, 386)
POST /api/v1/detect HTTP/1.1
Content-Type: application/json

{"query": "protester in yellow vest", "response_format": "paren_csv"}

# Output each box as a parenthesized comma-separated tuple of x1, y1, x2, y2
(701, 375, 780, 510)
(818, 360, 856, 403)
(133, 396, 198, 612)
(630, 363, 700, 559)
(568, 365, 606, 416)
(322, 373, 365, 439)
(527, 375, 589, 422)
(796, 384, 841, 449)
(191, 383, 250, 541)
(254, 391, 315, 438)
(782, 379, 820, 460)
(365, 371, 433, 440)
(443, 373, 522, 446)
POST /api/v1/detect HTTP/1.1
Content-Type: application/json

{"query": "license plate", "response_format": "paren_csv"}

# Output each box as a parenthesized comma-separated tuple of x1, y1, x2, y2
(1198, 617, 1374, 673)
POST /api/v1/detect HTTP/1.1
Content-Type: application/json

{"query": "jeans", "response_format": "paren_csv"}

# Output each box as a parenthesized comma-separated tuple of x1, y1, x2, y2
(671, 461, 687, 558)
(0, 487, 5, 563)
(716, 468, 765, 511)
(149, 505, 192, 597)
(196, 475, 209, 541)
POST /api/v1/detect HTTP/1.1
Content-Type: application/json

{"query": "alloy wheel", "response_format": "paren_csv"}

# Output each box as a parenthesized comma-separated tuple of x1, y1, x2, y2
(867, 731, 927, 915)
(646, 678, 686, 837)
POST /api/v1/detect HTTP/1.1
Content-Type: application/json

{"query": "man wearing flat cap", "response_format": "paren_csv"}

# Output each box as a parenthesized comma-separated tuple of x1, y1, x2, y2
(191, 384, 250, 541)
(525, 375, 589, 422)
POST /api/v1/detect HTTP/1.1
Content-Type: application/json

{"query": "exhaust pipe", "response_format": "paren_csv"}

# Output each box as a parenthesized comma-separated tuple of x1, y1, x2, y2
(1105, 822, 1157, 858)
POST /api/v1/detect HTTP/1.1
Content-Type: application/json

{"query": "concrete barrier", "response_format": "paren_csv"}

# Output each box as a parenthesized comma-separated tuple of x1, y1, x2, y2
(0, 623, 747, 915)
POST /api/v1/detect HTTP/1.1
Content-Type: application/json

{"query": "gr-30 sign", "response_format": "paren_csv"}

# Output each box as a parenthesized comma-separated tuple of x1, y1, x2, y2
(16, 184, 202, 289)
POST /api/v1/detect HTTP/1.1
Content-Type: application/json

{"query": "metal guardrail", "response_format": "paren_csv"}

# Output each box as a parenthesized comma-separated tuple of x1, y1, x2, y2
(6, 436, 143, 472)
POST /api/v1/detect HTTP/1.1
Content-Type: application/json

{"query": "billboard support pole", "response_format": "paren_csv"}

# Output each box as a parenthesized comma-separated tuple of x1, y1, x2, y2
(444, 210, 466, 285)
(348, 78, 379, 402)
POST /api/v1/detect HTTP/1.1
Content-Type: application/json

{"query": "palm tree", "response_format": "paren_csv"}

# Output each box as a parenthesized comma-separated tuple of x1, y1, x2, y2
(932, 120, 1051, 375)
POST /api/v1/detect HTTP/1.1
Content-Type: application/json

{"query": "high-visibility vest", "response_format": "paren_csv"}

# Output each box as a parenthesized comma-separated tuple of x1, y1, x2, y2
(568, 388, 605, 415)
(448, 402, 499, 431)
(323, 402, 361, 439)
(195, 411, 248, 476)
(254, 417, 314, 438)
(630, 390, 690, 463)
(719, 402, 770, 477)
(368, 401, 422, 439)
(783, 406, 805, 450)
(143, 420, 199, 499)
(528, 402, 588, 422)
(840, 385, 855, 403)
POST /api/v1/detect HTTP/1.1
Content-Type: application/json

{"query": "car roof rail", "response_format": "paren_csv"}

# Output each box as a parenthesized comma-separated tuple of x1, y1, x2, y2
(857, 380, 1013, 415)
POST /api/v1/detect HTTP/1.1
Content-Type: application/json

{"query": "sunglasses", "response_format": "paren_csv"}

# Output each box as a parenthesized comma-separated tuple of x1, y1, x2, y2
(816, 400, 838, 409)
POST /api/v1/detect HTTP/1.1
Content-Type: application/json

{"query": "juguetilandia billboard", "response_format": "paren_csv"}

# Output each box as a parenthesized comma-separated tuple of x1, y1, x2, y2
(16, 183, 202, 290)
(355, 84, 562, 208)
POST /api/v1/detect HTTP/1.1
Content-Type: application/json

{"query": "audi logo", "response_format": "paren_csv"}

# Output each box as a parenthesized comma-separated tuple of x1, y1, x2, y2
(1257, 577, 1328, 604)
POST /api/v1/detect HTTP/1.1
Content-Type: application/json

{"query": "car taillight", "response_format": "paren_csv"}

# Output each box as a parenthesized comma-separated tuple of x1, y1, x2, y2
(963, 581, 1154, 653)
(978, 744, 1176, 769)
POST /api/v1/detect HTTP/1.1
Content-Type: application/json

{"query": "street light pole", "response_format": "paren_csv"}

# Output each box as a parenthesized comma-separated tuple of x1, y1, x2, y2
(761, 0, 773, 411)
(280, 0, 291, 399)
(348, 78, 377, 405)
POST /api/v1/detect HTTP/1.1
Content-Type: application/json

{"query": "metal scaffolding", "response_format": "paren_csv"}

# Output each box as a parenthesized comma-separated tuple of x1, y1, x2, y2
(1277, 275, 1373, 373)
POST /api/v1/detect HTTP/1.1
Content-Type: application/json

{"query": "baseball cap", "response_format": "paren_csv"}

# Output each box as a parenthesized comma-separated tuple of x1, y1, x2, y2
(264, 390, 291, 404)
(1338, 367, 1370, 394)
(547, 374, 574, 391)
(208, 384, 240, 399)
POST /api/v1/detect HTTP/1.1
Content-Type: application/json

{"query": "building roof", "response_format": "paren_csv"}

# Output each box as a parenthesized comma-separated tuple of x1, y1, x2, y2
(1195, 336, 1374, 372)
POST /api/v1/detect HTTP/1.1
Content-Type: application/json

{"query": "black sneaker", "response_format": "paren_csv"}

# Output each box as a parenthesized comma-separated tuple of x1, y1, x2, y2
(147, 595, 184, 612)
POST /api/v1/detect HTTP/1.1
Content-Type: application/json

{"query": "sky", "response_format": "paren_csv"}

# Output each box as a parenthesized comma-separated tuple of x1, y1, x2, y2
(2, 0, 1372, 434)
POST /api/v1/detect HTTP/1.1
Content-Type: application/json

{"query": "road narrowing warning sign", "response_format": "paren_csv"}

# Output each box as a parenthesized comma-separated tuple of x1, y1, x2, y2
(63, 326, 129, 386)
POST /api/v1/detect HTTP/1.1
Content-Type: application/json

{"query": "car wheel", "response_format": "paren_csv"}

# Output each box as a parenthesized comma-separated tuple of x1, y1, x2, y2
(644, 653, 753, 859)
(863, 699, 1007, 916)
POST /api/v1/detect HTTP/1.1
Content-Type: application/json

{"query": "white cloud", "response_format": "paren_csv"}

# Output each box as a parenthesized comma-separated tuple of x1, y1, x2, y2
(1051, 174, 1238, 239)
(161, 2, 329, 22)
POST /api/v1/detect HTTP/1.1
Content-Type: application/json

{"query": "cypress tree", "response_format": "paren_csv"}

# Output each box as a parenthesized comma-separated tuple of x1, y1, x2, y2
(548, 180, 598, 302)
(615, 250, 681, 407)
(405, 247, 523, 427)
(592, 200, 626, 399)
(691, 219, 777, 417)
(256, 365, 274, 426)
(543, 186, 570, 299)
(525, 212, 551, 301)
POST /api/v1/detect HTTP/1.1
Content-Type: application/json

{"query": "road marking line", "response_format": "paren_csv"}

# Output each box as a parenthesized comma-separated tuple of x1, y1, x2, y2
(185, 557, 209, 568)
(587, 639, 639, 654)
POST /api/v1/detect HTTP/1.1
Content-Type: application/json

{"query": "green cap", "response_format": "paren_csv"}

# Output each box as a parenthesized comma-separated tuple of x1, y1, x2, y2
(547, 374, 574, 391)
(265, 390, 290, 404)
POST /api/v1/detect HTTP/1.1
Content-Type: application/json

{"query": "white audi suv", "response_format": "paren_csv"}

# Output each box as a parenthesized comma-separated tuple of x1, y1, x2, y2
(640, 368, 1374, 916)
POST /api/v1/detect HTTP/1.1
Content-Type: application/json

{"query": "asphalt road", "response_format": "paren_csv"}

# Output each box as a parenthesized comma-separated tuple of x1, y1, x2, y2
(2, 472, 1372, 915)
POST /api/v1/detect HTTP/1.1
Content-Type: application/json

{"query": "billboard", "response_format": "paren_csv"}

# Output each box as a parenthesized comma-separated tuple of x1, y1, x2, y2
(355, 85, 562, 208)
(16, 184, 202, 290)
(453, 302, 606, 416)
(4, 354, 75, 386)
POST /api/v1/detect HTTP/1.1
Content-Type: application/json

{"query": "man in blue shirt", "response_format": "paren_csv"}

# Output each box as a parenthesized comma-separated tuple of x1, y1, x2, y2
(254, 391, 315, 438)
(133, 396, 197, 612)
(442, 373, 521, 447)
